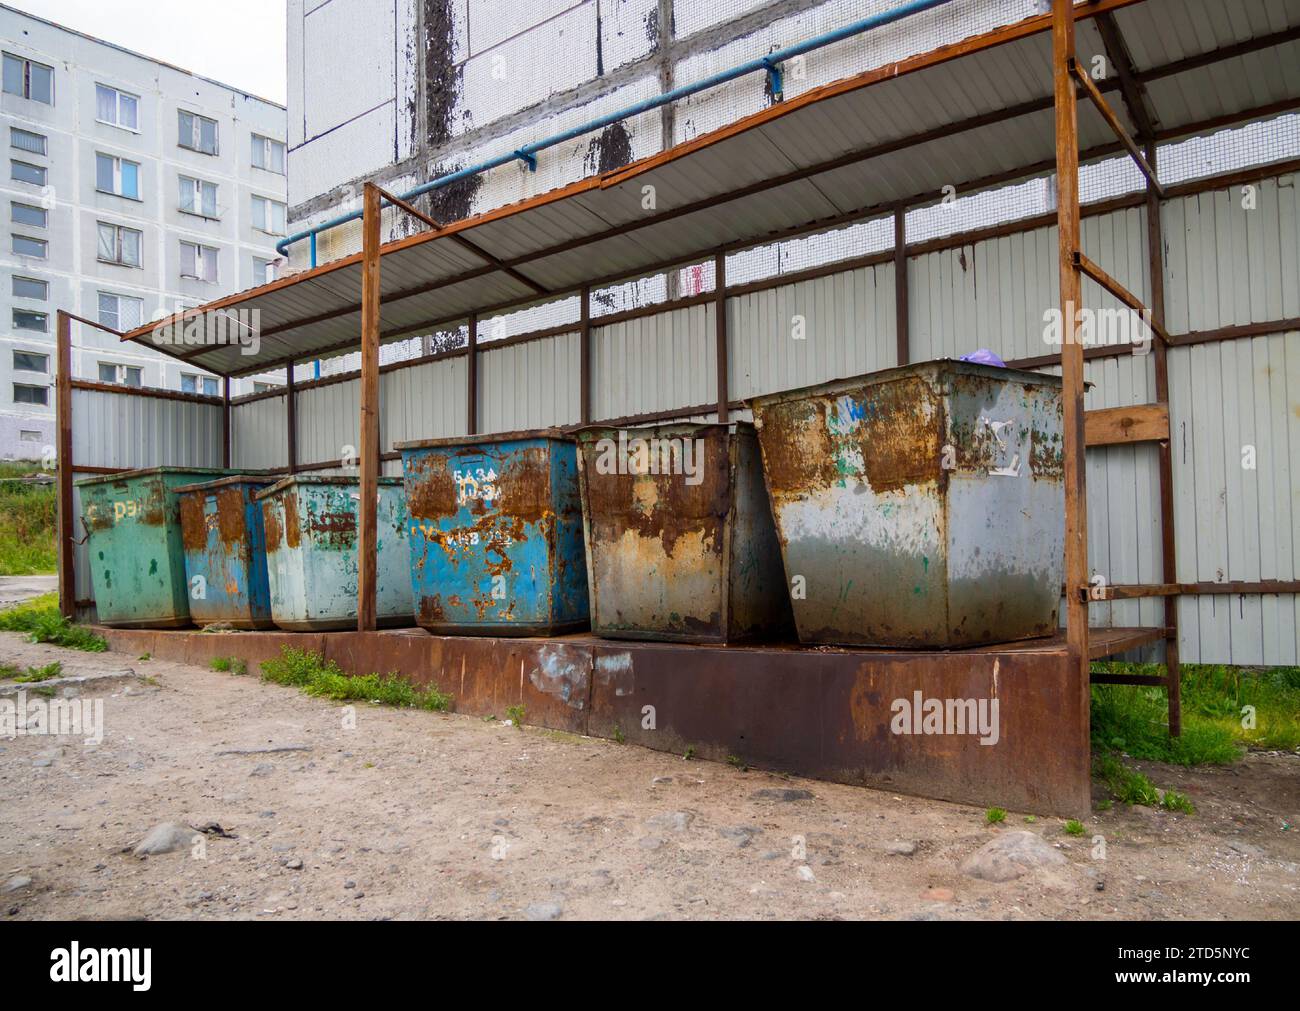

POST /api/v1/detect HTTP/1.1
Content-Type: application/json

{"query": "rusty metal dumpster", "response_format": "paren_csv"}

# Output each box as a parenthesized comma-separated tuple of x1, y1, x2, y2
(575, 422, 793, 643)
(76, 467, 235, 628)
(256, 476, 412, 631)
(749, 360, 1064, 648)
(396, 430, 588, 635)
(176, 475, 276, 629)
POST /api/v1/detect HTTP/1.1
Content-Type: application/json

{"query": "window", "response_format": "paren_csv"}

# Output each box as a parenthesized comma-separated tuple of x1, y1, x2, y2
(181, 374, 219, 396)
(180, 240, 218, 282)
(12, 276, 47, 300)
(178, 175, 218, 217)
(11, 201, 46, 227)
(12, 234, 46, 258)
(13, 309, 46, 332)
(251, 195, 286, 235)
(178, 110, 218, 155)
(13, 350, 48, 373)
(97, 222, 142, 266)
(97, 292, 143, 331)
(95, 153, 140, 199)
(252, 256, 277, 285)
(253, 381, 278, 394)
(11, 160, 45, 186)
(10, 127, 46, 155)
(13, 383, 48, 406)
(2, 54, 53, 104)
(19, 430, 41, 442)
(251, 133, 285, 173)
(98, 363, 141, 388)
(95, 84, 138, 130)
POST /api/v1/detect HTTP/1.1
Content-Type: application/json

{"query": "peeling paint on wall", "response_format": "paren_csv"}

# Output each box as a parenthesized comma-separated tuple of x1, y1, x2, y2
(584, 121, 635, 175)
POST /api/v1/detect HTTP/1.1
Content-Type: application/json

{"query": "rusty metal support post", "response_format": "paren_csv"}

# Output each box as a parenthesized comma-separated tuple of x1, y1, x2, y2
(286, 362, 297, 474)
(56, 310, 75, 620)
(1053, 0, 1090, 696)
(1146, 140, 1182, 737)
(579, 285, 592, 425)
(357, 181, 382, 632)
(467, 313, 478, 435)
(221, 375, 231, 468)
(894, 205, 909, 366)
(714, 253, 728, 423)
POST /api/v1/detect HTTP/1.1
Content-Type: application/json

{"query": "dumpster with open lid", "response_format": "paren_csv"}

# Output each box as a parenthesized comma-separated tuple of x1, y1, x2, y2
(574, 422, 793, 643)
(396, 429, 588, 636)
(255, 475, 412, 631)
(176, 475, 276, 629)
(749, 360, 1064, 648)
(76, 467, 236, 627)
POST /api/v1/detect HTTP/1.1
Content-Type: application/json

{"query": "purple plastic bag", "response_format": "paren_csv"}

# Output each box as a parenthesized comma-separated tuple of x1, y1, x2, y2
(959, 348, 1006, 368)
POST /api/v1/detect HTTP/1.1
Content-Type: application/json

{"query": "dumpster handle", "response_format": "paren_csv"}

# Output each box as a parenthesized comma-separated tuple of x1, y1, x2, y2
(72, 514, 92, 546)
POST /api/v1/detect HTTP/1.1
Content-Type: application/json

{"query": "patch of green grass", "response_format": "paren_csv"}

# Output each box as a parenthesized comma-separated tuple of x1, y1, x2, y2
(259, 646, 452, 711)
(0, 464, 55, 575)
(727, 754, 748, 772)
(985, 807, 1007, 825)
(1064, 819, 1085, 836)
(505, 703, 526, 728)
(15, 660, 62, 683)
(1092, 660, 1300, 759)
(611, 723, 626, 744)
(1161, 789, 1195, 814)
(0, 593, 106, 652)
(210, 656, 247, 675)
(1093, 752, 1161, 806)
(682, 745, 696, 760)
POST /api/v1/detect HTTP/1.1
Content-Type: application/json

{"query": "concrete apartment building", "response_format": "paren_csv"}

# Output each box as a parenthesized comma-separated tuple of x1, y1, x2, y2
(0, 4, 288, 459)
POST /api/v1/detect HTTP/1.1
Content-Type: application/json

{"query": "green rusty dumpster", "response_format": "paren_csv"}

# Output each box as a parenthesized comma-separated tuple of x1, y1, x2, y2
(177, 475, 276, 630)
(256, 476, 412, 631)
(575, 422, 793, 643)
(77, 467, 236, 628)
(396, 429, 588, 636)
(749, 360, 1064, 648)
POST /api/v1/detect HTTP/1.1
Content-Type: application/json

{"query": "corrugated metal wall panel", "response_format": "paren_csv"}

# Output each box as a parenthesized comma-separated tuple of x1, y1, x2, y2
(591, 304, 716, 420)
(383, 356, 468, 446)
(478, 333, 581, 434)
(297, 380, 360, 469)
(729, 261, 896, 399)
(231, 395, 289, 471)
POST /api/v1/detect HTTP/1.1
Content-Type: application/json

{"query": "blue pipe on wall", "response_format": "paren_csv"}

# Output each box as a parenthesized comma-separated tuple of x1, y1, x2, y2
(275, 0, 955, 261)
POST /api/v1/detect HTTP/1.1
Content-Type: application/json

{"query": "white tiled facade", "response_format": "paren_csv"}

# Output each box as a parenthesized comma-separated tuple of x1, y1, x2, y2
(0, 4, 288, 459)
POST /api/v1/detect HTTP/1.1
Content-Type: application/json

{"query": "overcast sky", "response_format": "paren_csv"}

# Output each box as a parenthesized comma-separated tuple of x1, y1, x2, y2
(8, 0, 287, 105)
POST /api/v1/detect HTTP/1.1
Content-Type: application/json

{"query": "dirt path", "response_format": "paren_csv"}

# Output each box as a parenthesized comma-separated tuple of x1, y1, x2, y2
(0, 632, 1296, 920)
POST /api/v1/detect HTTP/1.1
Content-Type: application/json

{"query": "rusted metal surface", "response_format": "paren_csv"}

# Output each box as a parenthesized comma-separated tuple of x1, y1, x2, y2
(93, 626, 1092, 816)
(76, 467, 234, 628)
(749, 360, 1064, 648)
(575, 422, 792, 643)
(398, 429, 589, 636)
(256, 475, 412, 631)
(177, 476, 276, 630)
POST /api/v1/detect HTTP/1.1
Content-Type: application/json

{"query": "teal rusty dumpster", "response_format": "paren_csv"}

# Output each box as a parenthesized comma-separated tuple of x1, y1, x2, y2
(575, 422, 793, 643)
(256, 476, 412, 631)
(177, 475, 276, 629)
(749, 360, 1064, 648)
(396, 429, 589, 635)
(76, 467, 236, 628)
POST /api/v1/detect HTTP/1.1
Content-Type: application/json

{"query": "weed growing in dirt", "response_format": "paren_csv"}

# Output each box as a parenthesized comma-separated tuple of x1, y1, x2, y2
(0, 594, 106, 652)
(505, 704, 526, 728)
(1064, 819, 1085, 836)
(611, 723, 625, 744)
(1161, 789, 1195, 814)
(985, 807, 1007, 825)
(210, 656, 247, 675)
(682, 745, 696, 760)
(258, 646, 452, 711)
(0, 463, 55, 575)
(15, 660, 62, 683)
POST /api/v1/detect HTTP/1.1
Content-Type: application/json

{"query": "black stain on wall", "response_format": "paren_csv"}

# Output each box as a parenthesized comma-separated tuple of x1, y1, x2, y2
(420, 164, 483, 225)
(424, 0, 463, 149)
(584, 121, 634, 175)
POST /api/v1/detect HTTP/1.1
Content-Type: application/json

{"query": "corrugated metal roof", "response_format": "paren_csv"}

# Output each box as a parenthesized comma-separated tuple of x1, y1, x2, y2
(120, 0, 1300, 377)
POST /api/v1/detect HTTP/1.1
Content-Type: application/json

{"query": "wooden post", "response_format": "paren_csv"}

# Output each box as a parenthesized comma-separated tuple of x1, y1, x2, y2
(357, 182, 382, 632)
(894, 205, 909, 367)
(1146, 140, 1182, 736)
(56, 310, 75, 620)
(714, 253, 729, 423)
(221, 375, 231, 468)
(1053, 0, 1090, 683)
(286, 362, 297, 474)
(579, 285, 591, 425)
(466, 314, 478, 435)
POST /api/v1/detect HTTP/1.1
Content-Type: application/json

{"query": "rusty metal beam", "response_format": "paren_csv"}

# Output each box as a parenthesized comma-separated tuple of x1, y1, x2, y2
(357, 182, 382, 632)
(285, 362, 297, 474)
(714, 253, 729, 423)
(56, 310, 74, 620)
(579, 285, 591, 425)
(1074, 249, 1169, 344)
(466, 313, 478, 435)
(1094, 11, 1157, 140)
(222, 375, 231, 468)
(894, 205, 909, 366)
(1070, 56, 1163, 196)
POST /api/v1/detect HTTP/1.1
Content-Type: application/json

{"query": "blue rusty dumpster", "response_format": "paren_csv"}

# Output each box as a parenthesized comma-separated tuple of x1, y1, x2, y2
(255, 476, 413, 631)
(575, 422, 793, 643)
(76, 467, 236, 628)
(396, 429, 589, 636)
(176, 475, 276, 629)
(749, 360, 1064, 648)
